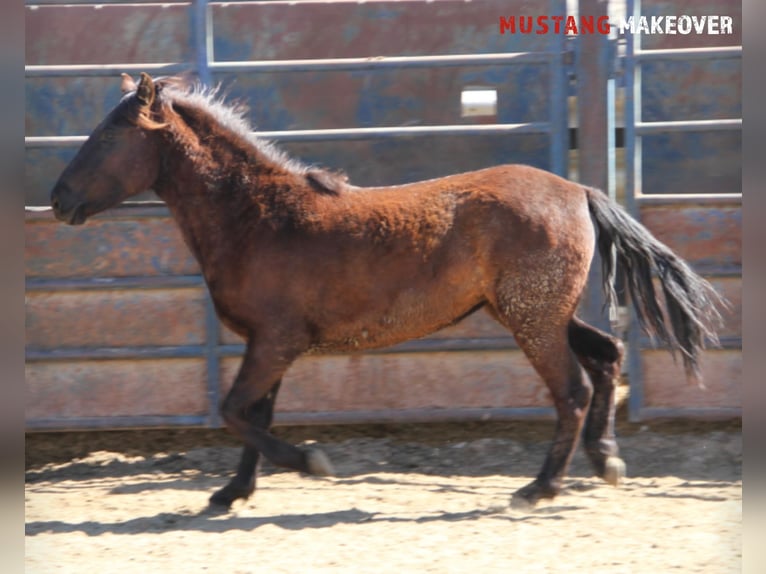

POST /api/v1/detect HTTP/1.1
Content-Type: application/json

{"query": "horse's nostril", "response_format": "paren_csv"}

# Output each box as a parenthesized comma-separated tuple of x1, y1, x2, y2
(51, 197, 60, 211)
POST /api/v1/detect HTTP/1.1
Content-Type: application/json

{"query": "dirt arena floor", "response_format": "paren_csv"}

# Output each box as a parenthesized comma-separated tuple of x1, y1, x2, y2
(25, 416, 741, 574)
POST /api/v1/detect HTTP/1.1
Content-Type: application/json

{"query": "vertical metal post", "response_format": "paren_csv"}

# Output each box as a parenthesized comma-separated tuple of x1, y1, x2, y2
(623, 0, 645, 421)
(548, 0, 569, 177)
(204, 291, 223, 427)
(576, 0, 615, 333)
(191, 0, 218, 423)
(192, 0, 213, 86)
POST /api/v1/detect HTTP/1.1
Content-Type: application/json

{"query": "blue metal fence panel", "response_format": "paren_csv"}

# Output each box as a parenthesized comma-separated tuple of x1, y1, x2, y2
(623, 0, 741, 421)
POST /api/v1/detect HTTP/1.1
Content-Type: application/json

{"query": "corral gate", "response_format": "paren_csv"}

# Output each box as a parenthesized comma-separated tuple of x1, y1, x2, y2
(25, 0, 741, 430)
(622, 0, 741, 420)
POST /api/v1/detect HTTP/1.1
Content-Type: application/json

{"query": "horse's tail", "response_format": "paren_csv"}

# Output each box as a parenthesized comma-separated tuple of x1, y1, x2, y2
(584, 186, 725, 384)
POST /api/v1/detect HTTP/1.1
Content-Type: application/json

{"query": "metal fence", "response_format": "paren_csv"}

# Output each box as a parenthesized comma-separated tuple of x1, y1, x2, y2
(623, 0, 741, 420)
(24, 0, 742, 429)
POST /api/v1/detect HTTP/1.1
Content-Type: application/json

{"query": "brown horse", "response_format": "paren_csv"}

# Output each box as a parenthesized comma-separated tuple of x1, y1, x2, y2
(50, 72, 723, 511)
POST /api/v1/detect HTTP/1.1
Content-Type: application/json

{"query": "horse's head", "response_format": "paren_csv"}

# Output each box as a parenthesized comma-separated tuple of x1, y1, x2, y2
(50, 72, 165, 225)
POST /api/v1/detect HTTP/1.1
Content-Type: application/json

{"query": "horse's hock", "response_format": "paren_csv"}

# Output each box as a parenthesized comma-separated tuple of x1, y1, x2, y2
(25, 0, 741, 431)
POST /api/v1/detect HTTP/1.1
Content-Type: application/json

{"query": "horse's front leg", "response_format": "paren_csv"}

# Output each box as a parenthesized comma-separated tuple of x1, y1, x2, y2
(209, 339, 334, 510)
(208, 382, 280, 508)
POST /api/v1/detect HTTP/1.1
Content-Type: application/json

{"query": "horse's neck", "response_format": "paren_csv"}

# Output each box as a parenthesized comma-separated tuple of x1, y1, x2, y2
(153, 139, 247, 269)
(152, 127, 298, 271)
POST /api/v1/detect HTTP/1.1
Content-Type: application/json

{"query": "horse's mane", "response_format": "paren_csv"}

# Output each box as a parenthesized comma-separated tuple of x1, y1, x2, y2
(149, 76, 347, 195)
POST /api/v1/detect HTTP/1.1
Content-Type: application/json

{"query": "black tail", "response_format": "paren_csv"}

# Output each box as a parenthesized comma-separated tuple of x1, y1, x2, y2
(585, 186, 725, 383)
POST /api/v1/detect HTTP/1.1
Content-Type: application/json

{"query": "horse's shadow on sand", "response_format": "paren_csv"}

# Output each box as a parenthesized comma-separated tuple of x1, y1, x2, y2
(25, 503, 579, 537)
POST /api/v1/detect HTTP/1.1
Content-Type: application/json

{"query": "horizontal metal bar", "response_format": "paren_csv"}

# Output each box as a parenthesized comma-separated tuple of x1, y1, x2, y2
(256, 123, 552, 141)
(25, 406, 557, 431)
(25, 136, 87, 148)
(25, 63, 192, 78)
(635, 118, 741, 135)
(680, 264, 742, 278)
(25, 415, 208, 432)
(26, 275, 205, 291)
(27, 1, 190, 5)
(635, 46, 742, 61)
(209, 52, 553, 73)
(636, 193, 742, 205)
(27, 337, 522, 363)
(26, 203, 169, 220)
(218, 337, 520, 358)
(637, 336, 742, 350)
(632, 407, 741, 422)
(273, 407, 556, 427)
(28, 1, 190, 4)
(25, 51, 553, 79)
(26, 122, 551, 148)
(26, 346, 207, 361)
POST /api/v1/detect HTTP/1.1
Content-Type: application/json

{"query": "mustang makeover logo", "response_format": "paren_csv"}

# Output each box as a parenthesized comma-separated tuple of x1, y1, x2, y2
(499, 14, 734, 35)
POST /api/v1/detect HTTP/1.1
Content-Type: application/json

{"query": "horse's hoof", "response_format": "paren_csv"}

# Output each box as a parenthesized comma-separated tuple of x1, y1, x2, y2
(510, 493, 535, 512)
(207, 494, 234, 514)
(204, 499, 233, 515)
(510, 492, 536, 512)
(510, 482, 544, 512)
(306, 448, 335, 476)
(208, 482, 253, 509)
(604, 456, 626, 486)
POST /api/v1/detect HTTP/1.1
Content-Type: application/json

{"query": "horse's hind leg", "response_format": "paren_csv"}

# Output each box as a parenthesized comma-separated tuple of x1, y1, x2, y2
(512, 327, 593, 508)
(490, 303, 593, 508)
(568, 317, 626, 485)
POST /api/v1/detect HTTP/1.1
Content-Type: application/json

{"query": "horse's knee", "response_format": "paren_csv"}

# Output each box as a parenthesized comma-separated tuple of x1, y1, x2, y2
(224, 389, 278, 429)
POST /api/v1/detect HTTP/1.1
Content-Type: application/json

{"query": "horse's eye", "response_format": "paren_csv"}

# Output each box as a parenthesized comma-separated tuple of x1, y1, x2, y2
(100, 130, 116, 142)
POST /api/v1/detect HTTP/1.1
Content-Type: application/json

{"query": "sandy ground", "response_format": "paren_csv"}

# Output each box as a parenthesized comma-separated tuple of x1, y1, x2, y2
(25, 419, 741, 574)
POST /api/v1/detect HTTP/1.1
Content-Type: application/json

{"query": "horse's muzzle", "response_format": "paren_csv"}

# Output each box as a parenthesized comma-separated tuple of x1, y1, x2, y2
(50, 183, 87, 225)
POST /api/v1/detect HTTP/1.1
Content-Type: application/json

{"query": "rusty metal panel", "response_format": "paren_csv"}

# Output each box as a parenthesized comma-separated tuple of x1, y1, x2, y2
(26, 209, 199, 278)
(26, 358, 209, 420)
(277, 135, 550, 189)
(208, 0, 554, 188)
(25, 2, 191, 203)
(25, 0, 560, 203)
(710, 277, 742, 339)
(682, 277, 740, 341)
(25, 4, 190, 132)
(25, 4, 191, 66)
(220, 350, 550, 416)
(26, 288, 207, 348)
(211, 1, 552, 60)
(639, 349, 741, 411)
(639, 204, 741, 270)
(639, 131, 741, 196)
(636, 1, 741, 196)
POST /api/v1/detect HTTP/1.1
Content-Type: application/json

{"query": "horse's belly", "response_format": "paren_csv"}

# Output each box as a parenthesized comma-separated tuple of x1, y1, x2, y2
(310, 291, 484, 353)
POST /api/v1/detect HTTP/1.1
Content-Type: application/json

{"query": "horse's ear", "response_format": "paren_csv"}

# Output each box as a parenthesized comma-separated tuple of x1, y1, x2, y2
(120, 73, 137, 94)
(136, 72, 156, 106)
